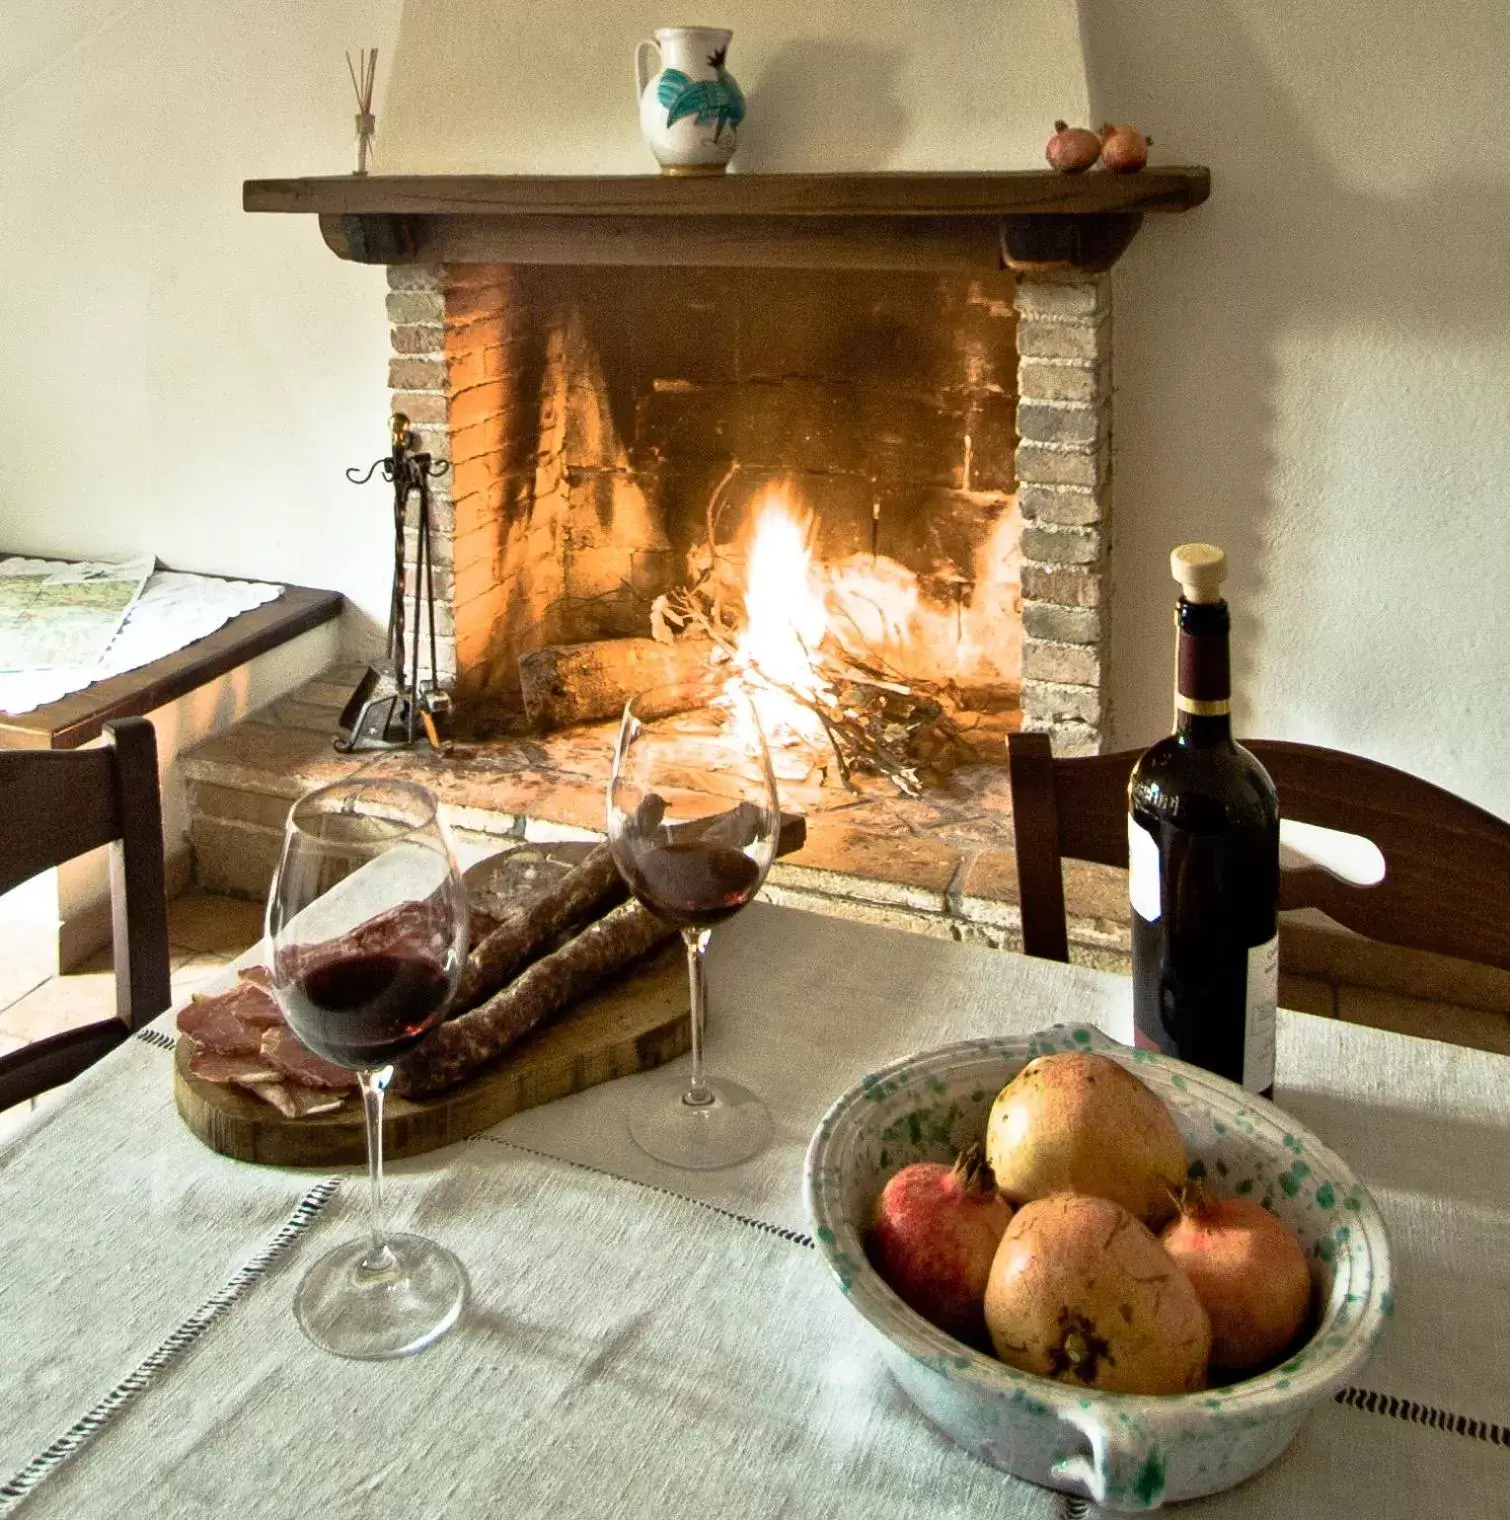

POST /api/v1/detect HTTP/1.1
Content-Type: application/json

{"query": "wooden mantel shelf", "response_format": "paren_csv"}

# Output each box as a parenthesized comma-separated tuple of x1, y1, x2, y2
(244, 170, 1210, 275)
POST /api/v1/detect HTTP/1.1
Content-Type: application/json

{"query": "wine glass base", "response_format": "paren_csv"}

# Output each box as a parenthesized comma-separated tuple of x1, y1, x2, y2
(628, 1073, 772, 1170)
(294, 1232, 468, 1360)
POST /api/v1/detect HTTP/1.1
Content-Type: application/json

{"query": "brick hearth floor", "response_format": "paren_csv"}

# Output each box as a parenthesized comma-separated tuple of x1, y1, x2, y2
(166, 661, 1510, 1064)
(183, 663, 1135, 968)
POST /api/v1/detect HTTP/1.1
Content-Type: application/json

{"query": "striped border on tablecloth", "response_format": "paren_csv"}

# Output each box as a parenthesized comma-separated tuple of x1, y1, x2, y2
(0, 1176, 341, 1517)
(86, 1040, 1506, 1503)
(1332, 1386, 1510, 1447)
(477, 1134, 1510, 1456)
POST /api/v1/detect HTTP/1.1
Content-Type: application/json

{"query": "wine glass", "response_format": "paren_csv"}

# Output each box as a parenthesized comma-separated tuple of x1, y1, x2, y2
(607, 678, 781, 1170)
(266, 777, 469, 1359)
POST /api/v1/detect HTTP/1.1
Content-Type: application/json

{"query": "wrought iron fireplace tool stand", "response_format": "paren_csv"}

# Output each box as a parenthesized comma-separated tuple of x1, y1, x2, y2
(336, 412, 452, 753)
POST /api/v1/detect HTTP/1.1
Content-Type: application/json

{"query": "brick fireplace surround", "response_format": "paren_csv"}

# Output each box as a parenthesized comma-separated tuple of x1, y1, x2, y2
(185, 259, 1127, 966)
(386, 262, 1114, 753)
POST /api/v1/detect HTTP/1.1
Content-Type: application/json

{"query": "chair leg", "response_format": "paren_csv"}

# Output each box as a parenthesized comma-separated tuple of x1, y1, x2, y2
(1007, 731, 1072, 962)
(105, 719, 172, 1030)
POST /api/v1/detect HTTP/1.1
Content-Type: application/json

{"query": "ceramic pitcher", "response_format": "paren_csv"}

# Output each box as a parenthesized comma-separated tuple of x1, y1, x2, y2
(635, 26, 745, 175)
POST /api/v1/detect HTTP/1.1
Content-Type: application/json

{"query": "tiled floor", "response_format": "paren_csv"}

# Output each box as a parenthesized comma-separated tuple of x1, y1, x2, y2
(0, 891, 264, 1144)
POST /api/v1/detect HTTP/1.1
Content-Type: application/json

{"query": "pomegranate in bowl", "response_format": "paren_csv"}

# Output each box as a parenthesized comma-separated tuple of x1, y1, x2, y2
(803, 1025, 1392, 1511)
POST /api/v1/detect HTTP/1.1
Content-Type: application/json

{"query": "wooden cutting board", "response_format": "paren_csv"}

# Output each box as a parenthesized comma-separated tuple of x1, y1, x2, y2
(172, 940, 689, 1169)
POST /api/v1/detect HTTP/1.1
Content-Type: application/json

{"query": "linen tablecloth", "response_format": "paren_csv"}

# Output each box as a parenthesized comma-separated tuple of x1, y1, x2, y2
(0, 904, 1505, 1518)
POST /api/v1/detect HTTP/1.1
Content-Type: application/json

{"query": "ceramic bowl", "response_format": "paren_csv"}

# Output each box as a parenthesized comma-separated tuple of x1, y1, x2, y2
(804, 1025, 1392, 1511)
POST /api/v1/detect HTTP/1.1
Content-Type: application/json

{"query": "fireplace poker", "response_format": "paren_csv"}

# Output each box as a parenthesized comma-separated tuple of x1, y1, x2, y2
(336, 412, 453, 754)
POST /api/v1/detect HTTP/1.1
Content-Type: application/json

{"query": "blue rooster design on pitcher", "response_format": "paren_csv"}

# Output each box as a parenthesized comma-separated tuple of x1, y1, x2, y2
(656, 45, 746, 141)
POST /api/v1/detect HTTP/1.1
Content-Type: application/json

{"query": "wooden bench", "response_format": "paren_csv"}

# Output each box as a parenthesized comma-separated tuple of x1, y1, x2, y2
(0, 583, 342, 751)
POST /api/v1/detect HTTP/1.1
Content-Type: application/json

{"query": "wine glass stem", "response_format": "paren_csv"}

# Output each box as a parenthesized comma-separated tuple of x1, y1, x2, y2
(358, 1065, 397, 1273)
(682, 927, 714, 1108)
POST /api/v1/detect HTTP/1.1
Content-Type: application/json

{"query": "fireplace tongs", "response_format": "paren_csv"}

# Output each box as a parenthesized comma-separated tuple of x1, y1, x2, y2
(336, 413, 452, 754)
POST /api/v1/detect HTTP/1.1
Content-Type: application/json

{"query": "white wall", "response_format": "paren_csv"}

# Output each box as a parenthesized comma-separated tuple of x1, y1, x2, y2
(4, 1, 1508, 815)
(379, 0, 1089, 173)
(1082, 1, 1510, 813)
(0, 1, 405, 650)
(0, 0, 1083, 651)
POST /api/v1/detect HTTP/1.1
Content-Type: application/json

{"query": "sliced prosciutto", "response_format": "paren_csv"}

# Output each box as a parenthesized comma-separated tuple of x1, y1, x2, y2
(180, 1033, 349, 1115)
(259, 1026, 359, 1091)
(176, 981, 284, 1057)
(231, 982, 285, 1027)
(251, 1081, 350, 1119)
(185, 1044, 280, 1087)
(177, 979, 356, 1117)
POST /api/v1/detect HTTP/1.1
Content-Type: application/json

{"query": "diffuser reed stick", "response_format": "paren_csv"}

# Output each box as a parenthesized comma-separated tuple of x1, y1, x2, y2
(347, 48, 378, 175)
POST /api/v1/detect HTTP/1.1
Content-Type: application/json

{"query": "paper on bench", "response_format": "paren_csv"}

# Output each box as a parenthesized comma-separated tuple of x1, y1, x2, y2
(0, 560, 282, 716)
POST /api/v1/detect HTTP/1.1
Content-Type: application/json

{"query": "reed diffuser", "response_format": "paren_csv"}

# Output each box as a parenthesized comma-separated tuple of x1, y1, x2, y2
(347, 48, 378, 175)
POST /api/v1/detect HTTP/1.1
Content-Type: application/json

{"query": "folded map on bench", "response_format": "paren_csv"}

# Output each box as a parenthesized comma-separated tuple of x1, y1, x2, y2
(0, 556, 282, 716)
(0, 555, 153, 672)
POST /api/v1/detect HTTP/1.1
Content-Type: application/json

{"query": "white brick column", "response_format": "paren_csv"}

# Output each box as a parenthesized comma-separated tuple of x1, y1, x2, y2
(386, 264, 456, 686)
(1013, 274, 1113, 754)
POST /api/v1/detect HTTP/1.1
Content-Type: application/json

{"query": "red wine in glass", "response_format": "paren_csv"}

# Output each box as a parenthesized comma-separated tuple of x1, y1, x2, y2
(282, 951, 453, 1068)
(267, 776, 469, 1361)
(619, 842, 763, 931)
(607, 679, 781, 1171)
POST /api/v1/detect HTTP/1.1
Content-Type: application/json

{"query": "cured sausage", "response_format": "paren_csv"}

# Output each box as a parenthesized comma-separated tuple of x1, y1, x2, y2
(396, 900, 673, 1097)
(451, 843, 626, 1012)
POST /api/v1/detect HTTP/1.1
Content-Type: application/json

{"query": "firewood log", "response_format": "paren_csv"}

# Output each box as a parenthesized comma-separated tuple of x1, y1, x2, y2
(518, 638, 713, 731)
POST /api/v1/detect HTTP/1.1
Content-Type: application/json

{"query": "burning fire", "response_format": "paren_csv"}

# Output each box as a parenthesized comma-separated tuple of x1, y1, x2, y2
(731, 484, 1019, 698)
(685, 481, 1021, 786)
(732, 489, 832, 747)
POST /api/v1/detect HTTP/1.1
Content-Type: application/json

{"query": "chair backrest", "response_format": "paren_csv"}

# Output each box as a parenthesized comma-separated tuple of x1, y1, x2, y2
(0, 718, 171, 1111)
(1006, 730, 1510, 974)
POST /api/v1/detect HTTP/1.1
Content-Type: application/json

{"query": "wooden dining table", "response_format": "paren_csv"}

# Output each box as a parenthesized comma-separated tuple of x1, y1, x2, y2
(0, 902, 1504, 1518)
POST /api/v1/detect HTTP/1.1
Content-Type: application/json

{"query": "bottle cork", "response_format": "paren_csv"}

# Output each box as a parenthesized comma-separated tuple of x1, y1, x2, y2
(1170, 543, 1227, 604)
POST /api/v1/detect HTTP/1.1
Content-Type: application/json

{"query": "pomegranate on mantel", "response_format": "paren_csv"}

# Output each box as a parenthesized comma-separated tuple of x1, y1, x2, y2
(1045, 120, 1101, 174)
(1101, 122, 1153, 174)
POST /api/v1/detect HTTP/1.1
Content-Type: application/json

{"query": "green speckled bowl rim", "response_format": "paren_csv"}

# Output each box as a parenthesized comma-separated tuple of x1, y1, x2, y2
(804, 1024, 1392, 1427)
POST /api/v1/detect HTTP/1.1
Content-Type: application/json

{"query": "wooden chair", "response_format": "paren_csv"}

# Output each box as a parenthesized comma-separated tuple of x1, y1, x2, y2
(0, 718, 172, 1112)
(1005, 730, 1510, 973)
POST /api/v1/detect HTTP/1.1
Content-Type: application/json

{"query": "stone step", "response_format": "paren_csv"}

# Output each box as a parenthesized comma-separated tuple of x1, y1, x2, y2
(181, 662, 1132, 972)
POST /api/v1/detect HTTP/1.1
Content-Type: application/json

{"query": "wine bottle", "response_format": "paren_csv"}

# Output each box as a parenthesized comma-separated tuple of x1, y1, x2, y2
(1128, 544, 1280, 1096)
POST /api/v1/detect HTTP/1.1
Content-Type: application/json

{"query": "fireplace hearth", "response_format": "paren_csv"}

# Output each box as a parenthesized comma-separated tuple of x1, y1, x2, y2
(182, 662, 1132, 968)
(184, 253, 1128, 961)
(245, 169, 1211, 773)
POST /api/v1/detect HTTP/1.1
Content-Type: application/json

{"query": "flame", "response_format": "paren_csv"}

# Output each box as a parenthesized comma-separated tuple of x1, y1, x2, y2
(721, 484, 1022, 772)
(823, 503, 1021, 685)
(732, 489, 831, 747)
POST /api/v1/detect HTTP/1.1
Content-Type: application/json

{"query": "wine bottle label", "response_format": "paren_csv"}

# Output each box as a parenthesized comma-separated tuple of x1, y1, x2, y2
(1128, 815, 1162, 923)
(1243, 933, 1279, 1092)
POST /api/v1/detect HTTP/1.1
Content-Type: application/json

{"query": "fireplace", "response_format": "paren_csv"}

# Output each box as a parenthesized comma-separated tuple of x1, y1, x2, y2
(387, 258, 1112, 766)
(191, 171, 1203, 961)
